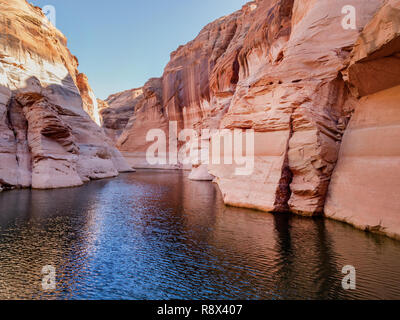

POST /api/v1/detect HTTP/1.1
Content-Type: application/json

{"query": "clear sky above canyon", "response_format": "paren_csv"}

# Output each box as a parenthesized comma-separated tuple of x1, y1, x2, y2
(30, 0, 247, 99)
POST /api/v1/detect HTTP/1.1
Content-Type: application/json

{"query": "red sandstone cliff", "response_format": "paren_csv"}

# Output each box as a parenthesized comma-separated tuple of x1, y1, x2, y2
(105, 0, 400, 238)
(0, 0, 132, 190)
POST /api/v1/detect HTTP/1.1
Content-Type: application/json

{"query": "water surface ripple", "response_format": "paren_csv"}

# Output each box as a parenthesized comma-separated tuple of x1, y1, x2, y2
(0, 170, 399, 300)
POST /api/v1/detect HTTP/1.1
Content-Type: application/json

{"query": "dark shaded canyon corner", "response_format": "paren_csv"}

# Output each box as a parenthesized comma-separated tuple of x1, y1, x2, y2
(0, 0, 400, 302)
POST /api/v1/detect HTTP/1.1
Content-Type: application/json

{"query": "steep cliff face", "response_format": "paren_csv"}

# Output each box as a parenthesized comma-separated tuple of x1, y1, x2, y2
(76, 73, 101, 126)
(0, 0, 132, 190)
(113, 2, 260, 168)
(100, 87, 143, 142)
(209, 0, 384, 215)
(107, 0, 399, 237)
(325, 0, 400, 239)
(116, 78, 172, 168)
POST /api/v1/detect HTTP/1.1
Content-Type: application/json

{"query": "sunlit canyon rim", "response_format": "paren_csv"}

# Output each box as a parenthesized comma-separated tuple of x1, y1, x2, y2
(1, 0, 400, 245)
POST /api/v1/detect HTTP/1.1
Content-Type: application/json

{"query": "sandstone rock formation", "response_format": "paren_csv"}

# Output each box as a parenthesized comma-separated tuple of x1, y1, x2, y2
(0, 0, 132, 190)
(209, 0, 384, 215)
(325, 0, 400, 239)
(100, 87, 143, 142)
(109, 0, 400, 238)
(76, 73, 101, 126)
(116, 78, 174, 168)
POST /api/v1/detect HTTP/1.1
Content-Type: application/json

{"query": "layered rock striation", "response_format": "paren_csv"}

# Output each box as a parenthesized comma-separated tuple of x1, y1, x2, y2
(325, 0, 400, 239)
(105, 0, 400, 238)
(76, 73, 102, 126)
(0, 0, 132, 190)
(116, 78, 173, 168)
(207, 0, 384, 215)
(100, 87, 143, 142)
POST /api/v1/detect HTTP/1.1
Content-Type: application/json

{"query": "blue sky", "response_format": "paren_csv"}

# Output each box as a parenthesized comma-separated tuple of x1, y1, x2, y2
(30, 0, 247, 99)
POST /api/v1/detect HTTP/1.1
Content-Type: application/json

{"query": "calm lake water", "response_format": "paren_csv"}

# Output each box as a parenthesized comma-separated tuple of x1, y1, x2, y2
(0, 170, 399, 300)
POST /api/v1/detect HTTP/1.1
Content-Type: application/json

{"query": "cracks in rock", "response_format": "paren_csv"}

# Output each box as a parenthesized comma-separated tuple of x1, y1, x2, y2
(230, 50, 241, 86)
(316, 119, 343, 142)
(4, 93, 31, 188)
(273, 110, 294, 213)
(5, 93, 16, 137)
(5, 94, 22, 168)
(365, 221, 387, 234)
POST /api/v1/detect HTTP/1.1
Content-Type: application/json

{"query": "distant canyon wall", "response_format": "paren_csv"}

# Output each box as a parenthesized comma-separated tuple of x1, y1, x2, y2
(0, 0, 132, 190)
(100, 87, 144, 143)
(103, 0, 399, 238)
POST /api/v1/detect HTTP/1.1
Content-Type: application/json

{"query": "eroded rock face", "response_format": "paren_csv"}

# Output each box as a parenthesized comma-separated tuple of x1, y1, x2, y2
(114, 1, 382, 202)
(76, 73, 101, 126)
(100, 87, 143, 142)
(14, 92, 82, 189)
(0, 0, 132, 190)
(107, 0, 399, 237)
(116, 78, 173, 168)
(209, 0, 383, 215)
(112, 2, 259, 169)
(325, 0, 400, 239)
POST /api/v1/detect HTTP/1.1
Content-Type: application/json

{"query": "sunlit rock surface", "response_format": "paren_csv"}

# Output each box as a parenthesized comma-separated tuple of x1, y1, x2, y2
(100, 87, 143, 142)
(325, 0, 400, 239)
(76, 73, 101, 126)
(209, 0, 383, 214)
(0, 0, 132, 190)
(106, 0, 398, 237)
(116, 78, 175, 169)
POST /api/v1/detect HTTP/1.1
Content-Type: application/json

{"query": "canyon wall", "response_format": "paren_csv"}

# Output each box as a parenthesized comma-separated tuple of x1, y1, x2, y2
(207, 0, 384, 215)
(105, 0, 399, 237)
(0, 0, 132, 190)
(116, 77, 173, 168)
(76, 73, 102, 126)
(325, 0, 400, 239)
(100, 87, 143, 142)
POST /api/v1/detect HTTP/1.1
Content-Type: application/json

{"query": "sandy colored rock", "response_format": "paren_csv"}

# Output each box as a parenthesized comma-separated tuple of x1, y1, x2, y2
(325, 0, 400, 239)
(76, 73, 102, 125)
(100, 87, 143, 142)
(116, 78, 174, 168)
(16, 92, 83, 189)
(213, 0, 382, 215)
(106, 0, 399, 238)
(189, 165, 214, 181)
(114, 0, 383, 211)
(0, 0, 132, 190)
(113, 3, 256, 169)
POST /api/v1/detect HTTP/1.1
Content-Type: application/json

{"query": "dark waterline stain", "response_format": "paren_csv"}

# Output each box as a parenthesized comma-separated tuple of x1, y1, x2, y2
(0, 170, 399, 300)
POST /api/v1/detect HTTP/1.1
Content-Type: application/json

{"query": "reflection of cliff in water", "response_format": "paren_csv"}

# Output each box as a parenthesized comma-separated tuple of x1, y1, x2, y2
(0, 171, 400, 299)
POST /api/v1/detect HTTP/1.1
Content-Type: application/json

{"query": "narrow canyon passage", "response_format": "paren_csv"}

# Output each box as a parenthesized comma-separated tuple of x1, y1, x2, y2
(1, 0, 400, 302)
(0, 171, 400, 300)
